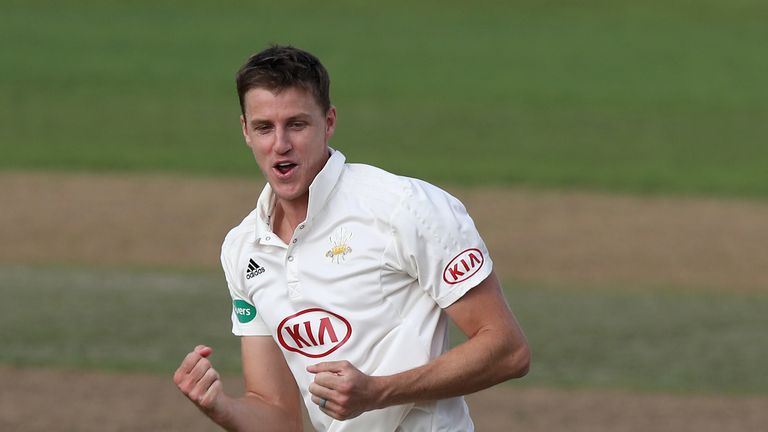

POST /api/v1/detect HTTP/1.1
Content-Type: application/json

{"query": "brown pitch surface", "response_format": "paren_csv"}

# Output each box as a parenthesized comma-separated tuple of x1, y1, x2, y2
(2, 172, 767, 290)
(2, 367, 766, 432)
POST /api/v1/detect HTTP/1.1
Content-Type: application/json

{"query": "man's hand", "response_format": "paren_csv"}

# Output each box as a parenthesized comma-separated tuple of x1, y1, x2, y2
(172, 339, 303, 432)
(307, 361, 380, 421)
(173, 345, 225, 415)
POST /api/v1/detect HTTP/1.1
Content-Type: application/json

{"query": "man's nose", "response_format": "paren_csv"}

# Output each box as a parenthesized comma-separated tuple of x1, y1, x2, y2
(274, 127, 292, 154)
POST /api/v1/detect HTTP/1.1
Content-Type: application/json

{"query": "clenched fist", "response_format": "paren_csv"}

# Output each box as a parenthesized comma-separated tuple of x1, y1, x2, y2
(173, 345, 224, 413)
(307, 360, 382, 421)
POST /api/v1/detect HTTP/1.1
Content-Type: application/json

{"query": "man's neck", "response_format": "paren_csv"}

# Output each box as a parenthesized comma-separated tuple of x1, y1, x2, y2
(272, 196, 307, 244)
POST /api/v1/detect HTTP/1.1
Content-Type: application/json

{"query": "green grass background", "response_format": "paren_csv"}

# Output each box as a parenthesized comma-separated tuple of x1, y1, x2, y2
(2, 266, 767, 395)
(2, 0, 767, 196)
(1, 0, 767, 396)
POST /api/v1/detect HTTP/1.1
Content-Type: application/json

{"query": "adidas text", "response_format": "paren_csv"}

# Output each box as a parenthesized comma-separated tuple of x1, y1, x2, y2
(246, 259, 266, 279)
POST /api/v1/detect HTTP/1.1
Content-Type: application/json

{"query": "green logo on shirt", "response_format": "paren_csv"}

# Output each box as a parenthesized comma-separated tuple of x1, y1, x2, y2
(233, 300, 257, 323)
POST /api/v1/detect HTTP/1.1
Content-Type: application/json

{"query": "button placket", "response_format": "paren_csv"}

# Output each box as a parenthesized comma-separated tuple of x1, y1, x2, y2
(285, 238, 300, 297)
(286, 256, 300, 297)
(285, 223, 305, 298)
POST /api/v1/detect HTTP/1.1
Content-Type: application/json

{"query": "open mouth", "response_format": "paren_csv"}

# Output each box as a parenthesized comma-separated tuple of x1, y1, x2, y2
(274, 162, 297, 175)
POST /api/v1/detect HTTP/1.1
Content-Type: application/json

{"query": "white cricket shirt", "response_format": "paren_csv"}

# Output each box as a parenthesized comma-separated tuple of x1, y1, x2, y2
(222, 149, 493, 432)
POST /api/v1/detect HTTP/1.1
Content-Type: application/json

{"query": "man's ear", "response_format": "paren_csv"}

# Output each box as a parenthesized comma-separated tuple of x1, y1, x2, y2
(240, 114, 251, 146)
(325, 106, 337, 141)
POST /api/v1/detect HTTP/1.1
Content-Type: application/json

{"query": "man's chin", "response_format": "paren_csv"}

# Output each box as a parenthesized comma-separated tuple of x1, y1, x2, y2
(271, 185, 309, 205)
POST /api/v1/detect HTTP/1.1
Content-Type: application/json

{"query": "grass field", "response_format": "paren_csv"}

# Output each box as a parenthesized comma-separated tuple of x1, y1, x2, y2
(2, 0, 767, 196)
(2, 265, 767, 395)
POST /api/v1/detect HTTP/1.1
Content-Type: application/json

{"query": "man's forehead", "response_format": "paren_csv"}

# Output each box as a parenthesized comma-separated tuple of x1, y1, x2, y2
(243, 86, 323, 118)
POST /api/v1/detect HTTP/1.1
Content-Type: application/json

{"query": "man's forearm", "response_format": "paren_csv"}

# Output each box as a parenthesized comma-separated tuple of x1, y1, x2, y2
(205, 393, 302, 432)
(372, 273, 530, 409)
(372, 326, 529, 409)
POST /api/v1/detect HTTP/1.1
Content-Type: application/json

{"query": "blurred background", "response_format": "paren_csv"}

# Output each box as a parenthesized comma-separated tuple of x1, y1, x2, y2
(1, 1, 767, 430)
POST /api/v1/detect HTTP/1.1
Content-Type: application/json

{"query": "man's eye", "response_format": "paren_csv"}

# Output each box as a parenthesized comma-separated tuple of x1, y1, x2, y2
(289, 122, 306, 130)
(254, 125, 272, 134)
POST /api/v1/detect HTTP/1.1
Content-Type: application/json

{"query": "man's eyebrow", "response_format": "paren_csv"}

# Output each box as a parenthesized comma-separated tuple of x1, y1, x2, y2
(248, 113, 312, 127)
(249, 118, 272, 128)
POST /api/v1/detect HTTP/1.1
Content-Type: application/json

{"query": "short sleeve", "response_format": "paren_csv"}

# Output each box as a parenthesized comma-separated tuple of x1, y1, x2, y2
(221, 248, 271, 336)
(391, 179, 494, 308)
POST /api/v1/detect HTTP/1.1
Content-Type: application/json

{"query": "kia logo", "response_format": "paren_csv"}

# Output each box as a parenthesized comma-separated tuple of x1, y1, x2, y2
(277, 308, 352, 358)
(443, 248, 484, 284)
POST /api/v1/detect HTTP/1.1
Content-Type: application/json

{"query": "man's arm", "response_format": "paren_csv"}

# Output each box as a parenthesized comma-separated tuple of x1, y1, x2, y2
(306, 270, 529, 421)
(173, 337, 302, 431)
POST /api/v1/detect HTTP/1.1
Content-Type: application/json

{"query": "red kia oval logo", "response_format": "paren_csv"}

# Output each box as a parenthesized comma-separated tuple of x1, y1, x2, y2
(443, 248, 484, 284)
(277, 308, 352, 358)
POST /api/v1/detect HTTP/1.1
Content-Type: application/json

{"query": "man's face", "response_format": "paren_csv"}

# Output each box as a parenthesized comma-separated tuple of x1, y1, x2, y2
(240, 86, 336, 206)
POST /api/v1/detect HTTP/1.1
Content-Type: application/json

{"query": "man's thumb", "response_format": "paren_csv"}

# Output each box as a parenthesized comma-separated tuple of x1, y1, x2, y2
(195, 345, 213, 358)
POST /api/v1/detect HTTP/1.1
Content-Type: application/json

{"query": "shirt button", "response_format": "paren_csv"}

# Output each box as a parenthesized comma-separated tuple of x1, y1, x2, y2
(299, 224, 305, 230)
(265, 236, 271, 241)
(287, 256, 294, 262)
(292, 239, 297, 244)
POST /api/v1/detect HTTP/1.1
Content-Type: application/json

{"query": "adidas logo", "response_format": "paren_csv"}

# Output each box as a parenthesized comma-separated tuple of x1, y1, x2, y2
(246, 258, 266, 279)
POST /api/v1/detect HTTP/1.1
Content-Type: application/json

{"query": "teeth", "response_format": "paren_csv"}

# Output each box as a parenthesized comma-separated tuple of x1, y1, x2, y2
(277, 163, 292, 167)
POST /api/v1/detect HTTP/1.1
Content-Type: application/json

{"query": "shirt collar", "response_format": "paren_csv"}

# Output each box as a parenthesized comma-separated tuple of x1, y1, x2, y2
(253, 148, 346, 243)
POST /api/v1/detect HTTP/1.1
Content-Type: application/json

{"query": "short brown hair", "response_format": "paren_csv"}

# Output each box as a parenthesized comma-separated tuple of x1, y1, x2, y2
(236, 45, 331, 116)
